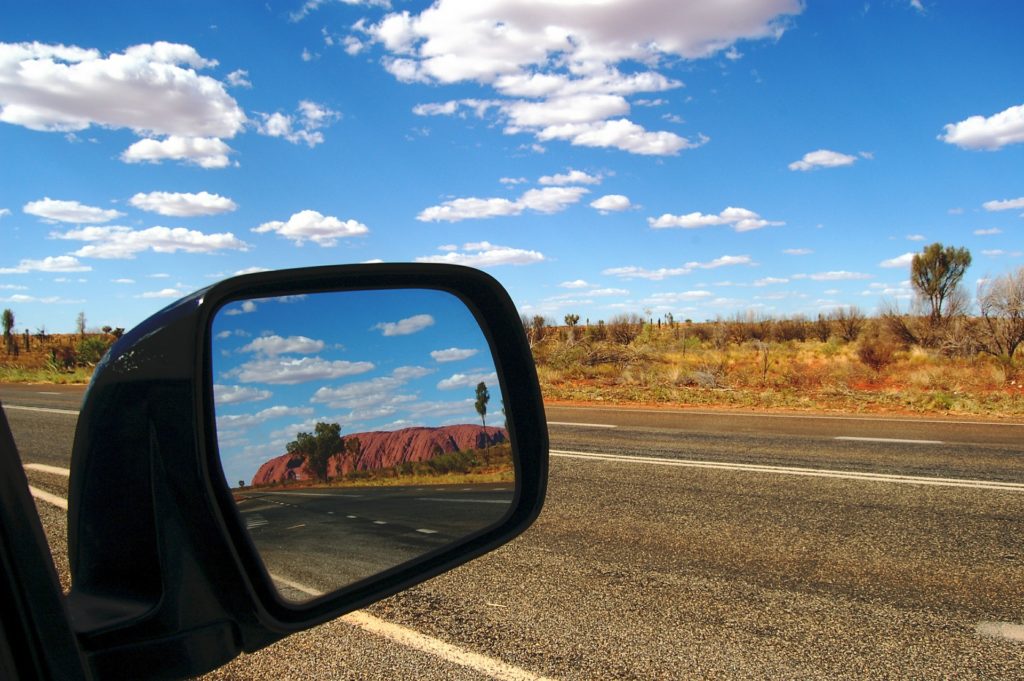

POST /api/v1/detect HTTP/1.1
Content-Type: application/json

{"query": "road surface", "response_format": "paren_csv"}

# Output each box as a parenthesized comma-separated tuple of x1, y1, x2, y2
(5, 384, 1024, 679)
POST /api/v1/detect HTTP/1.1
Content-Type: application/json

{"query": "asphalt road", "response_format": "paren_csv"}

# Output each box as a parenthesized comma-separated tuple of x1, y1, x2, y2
(5, 384, 1024, 679)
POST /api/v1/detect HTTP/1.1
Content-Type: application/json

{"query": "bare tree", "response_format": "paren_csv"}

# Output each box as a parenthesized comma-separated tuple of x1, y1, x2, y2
(831, 306, 865, 342)
(76, 311, 87, 337)
(977, 267, 1024, 372)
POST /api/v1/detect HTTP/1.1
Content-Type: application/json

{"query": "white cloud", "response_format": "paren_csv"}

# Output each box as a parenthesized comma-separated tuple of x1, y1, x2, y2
(23, 198, 122, 223)
(437, 370, 498, 391)
(782, 248, 812, 255)
(560, 279, 590, 289)
(0, 255, 91, 274)
(129, 191, 237, 217)
(974, 227, 1002, 236)
(906, 234, 926, 241)
(255, 100, 340, 147)
(940, 103, 1024, 151)
(591, 287, 628, 296)
(0, 293, 84, 304)
(373, 313, 434, 336)
(603, 255, 752, 281)
(416, 241, 545, 267)
(646, 290, 712, 302)
(753, 277, 788, 286)
(309, 366, 429, 410)
(121, 136, 234, 168)
(239, 335, 325, 356)
(54, 225, 248, 259)
(538, 169, 602, 186)
(216, 405, 313, 430)
(231, 356, 375, 384)
(138, 288, 184, 299)
(879, 252, 915, 269)
(590, 194, 632, 213)
(225, 69, 251, 88)
(649, 206, 783, 232)
(253, 209, 368, 246)
(793, 271, 873, 281)
(0, 208, 10, 218)
(234, 266, 270, 275)
(112, 278, 134, 284)
(359, 1, 802, 155)
(0, 41, 246, 138)
(431, 347, 480, 363)
(788, 149, 858, 171)
(983, 197, 1024, 212)
(417, 185, 588, 222)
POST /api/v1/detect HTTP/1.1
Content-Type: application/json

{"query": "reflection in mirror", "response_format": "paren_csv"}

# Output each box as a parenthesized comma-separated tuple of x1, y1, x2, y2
(211, 289, 514, 603)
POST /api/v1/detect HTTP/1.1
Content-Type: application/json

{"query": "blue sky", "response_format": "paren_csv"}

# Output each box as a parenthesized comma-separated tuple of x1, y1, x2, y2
(2, 1, 1023, 334)
(211, 288, 500, 484)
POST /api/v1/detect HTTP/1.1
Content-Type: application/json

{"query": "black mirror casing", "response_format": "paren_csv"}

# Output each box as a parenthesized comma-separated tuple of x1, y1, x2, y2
(66, 264, 548, 680)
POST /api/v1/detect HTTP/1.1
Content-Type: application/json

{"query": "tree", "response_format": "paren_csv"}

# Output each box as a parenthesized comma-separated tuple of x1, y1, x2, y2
(911, 243, 972, 323)
(286, 421, 343, 482)
(76, 311, 87, 337)
(831, 306, 865, 342)
(2, 309, 13, 354)
(977, 267, 1024, 372)
(564, 313, 580, 344)
(475, 381, 490, 437)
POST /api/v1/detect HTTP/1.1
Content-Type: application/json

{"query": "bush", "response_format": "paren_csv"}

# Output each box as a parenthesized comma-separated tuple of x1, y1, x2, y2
(857, 331, 898, 373)
(76, 336, 113, 366)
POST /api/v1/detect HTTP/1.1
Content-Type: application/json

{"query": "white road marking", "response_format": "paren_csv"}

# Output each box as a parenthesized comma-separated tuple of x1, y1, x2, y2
(416, 528, 438, 534)
(28, 486, 68, 510)
(260, 490, 364, 498)
(346, 515, 357, 519)
(551, 449, 1024, 492)
(976, 621, 1024, 642)
(549, 405, 1024, 428)
(415, 498, 513, 504)
(245, 515, 269, 529)
(36, 391, 61, 395)
(548, 421, 617, 429)
(835, 436, 944, 445)
(3, 404, 79, 416)
(286, 523, 305, 530)
(373, 520, 388, 525)
(24, 463, 71, 476)
(268, 573, 555, 681)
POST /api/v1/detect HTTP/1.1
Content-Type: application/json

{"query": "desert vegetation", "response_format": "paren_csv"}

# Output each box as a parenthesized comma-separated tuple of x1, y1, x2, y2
(531, 255, 1024, 417)
(1, 308, 121, 383)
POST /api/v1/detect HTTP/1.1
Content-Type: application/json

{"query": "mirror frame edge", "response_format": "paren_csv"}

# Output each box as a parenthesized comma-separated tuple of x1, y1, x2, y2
(195, 263, 549, 631)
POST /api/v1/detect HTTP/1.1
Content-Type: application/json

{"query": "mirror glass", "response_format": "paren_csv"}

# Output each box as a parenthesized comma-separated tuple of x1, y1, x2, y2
(210, 288, 513, 603)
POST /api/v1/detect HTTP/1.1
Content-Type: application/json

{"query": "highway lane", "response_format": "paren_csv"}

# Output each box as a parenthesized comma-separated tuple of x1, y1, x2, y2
(237, 485, 512, 600)
(6, 390, 1024, 678)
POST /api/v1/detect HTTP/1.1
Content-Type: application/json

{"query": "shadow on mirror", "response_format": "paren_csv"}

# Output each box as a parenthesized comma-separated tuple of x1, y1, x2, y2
(210, 289, 514, 603)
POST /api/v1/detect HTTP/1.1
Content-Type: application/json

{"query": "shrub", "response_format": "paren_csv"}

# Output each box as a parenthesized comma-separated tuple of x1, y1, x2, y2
(857, 330, 898, 373)
(76, 336, 113, 366)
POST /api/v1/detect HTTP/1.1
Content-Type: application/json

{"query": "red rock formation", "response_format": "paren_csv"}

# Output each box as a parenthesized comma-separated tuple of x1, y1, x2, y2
(250, 424, 508, 486)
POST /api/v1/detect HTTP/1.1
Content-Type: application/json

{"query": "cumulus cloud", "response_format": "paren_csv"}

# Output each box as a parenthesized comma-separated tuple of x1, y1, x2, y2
(648, 206, 783, 232)
(538, 169, 602, 186)
(230, 356, 375, 384)
(355, 1, 800, 154)
(53, 225, 248, 259)
(0, 41, 246, 138)
(225, 69, 252, 88)
(983, 196, 1024, 212)
(129, 191, 237, 217)
(590, 194, 632, 213)
(256, 100, 340, 147)
(560, 279, 590, 289)
(0, 208, 10, 218)
(121, 136, 234, 168)
(940, 103, 1024, 150)
(373, 313, 434, 336)
(216, 405, 313, 430)
(431, 347, 480, 363)
(974, 228, 1002, 236)
(418, 185, 588, 222)
(879, 253, 915, 269)
(253, 209, 368, 246)
(239, 335, 325, 356)
(0, 255, 92, 274)
(138, 288, 185, 299)
(603, 255, 753, 280)
(23, 198, 122, 223)
(788, 149, 859, 171)
(416, 241, 545, 267)
(309, 366, 431, 411)
(437, 370, 498, 391)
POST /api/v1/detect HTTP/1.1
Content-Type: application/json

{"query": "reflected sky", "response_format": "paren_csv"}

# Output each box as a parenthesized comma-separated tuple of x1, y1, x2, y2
(211, 289, 501, 485)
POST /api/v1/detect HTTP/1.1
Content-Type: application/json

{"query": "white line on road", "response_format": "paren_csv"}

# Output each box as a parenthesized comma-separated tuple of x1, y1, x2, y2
(3, 404, 79, 416)
(415, 498, 513, 504)
(25, 463, 71, 476)
(835, 436, 944, 445)
(36, 391, 61, 395)
(551, 449, 1024, 492)
(28, 486, 68, 510)
(416, 528, 438, 534)
(548, 421, 618, 429)
(268, 573, 555, 681)
(976, 621, 1024, 642)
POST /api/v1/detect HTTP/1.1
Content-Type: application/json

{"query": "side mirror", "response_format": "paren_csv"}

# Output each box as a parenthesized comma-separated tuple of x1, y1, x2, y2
(66, 265, 548, 680)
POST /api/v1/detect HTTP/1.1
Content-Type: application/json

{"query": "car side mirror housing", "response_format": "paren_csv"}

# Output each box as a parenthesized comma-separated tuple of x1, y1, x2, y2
(65, 264, 548, 680)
